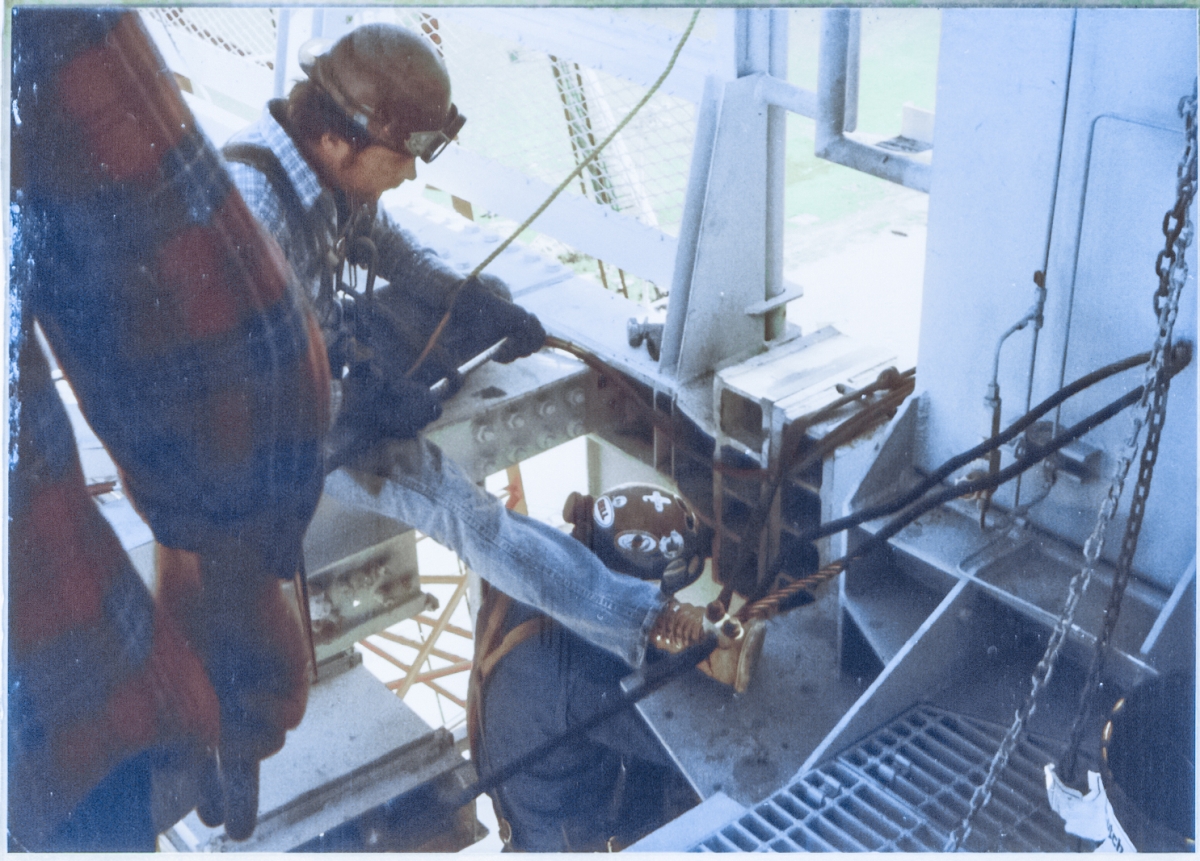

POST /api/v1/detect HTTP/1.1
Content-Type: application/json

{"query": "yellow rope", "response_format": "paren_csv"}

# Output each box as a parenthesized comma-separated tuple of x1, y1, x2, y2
(407, 10, 702, 376)
(466, 9, 701, 280)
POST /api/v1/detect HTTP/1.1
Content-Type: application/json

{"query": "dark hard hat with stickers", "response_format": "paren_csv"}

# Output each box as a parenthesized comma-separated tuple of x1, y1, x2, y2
(300, 24, 466, 162)
(563, 483, 707, 596)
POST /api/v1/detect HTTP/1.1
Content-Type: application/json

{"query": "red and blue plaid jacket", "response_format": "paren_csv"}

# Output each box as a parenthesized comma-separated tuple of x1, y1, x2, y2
(8, 9, 330, 843)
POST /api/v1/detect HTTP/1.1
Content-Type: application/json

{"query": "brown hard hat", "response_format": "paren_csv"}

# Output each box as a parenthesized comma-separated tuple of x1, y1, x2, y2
(302, 24, 456, 156)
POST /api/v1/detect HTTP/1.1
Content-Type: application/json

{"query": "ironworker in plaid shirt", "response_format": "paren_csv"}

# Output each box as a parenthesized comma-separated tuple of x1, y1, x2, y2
(9, 9, 330, 850)
(223, 24, 679, 671)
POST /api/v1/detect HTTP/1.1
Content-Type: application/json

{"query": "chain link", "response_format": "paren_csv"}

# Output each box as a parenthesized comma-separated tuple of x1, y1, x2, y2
(947, 84, 1197, 852)
(1061, 86, 1197, 778)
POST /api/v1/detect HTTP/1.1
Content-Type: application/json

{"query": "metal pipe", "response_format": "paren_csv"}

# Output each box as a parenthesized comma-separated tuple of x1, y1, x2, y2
(1018, 14, 1076, 505)
(816, 9, 850, 157)
(1013, 276, 1048, 506)
(816, 9, 932, 193)
(981, 287, 1045, 519)
(755, 74, 817, 119)
(765, 8, 789, 342)
(844, 9, 860, 133)
(659, 75, 722, 375)
(273, 8, 291, 99)
(826, 135, 933, 192)
(735, 8, 770, 76)
(988, 299, 1042, 399)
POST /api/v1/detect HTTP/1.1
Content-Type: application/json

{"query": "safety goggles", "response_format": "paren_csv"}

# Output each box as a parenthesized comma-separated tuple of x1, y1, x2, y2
(397, 104, 466, 163)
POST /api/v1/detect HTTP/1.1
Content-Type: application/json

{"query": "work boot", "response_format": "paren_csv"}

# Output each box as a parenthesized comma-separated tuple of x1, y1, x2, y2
(649, 601, 766, 694)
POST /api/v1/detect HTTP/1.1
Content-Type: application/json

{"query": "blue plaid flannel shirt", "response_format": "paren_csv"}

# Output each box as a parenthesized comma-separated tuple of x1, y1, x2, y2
(225, 103, 466, 317)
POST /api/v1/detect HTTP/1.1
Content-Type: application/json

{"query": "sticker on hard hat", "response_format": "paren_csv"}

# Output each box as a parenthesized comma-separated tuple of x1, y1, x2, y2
(594, 496, 615, 527)
(612, 494, 627, 508)
(659, 530, 685, 558)
(616, 530, 658, 554)
(642, 490, 672, 512)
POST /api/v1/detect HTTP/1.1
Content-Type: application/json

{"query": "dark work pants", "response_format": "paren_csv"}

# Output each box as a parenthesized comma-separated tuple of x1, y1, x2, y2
(476, 608, 696, 852)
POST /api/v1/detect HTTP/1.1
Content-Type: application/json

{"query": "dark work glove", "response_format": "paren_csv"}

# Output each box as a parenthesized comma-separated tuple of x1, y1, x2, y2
(451, 276, 547, 364)
(337, 362, 443, 446)
(355, 290, 463, 389)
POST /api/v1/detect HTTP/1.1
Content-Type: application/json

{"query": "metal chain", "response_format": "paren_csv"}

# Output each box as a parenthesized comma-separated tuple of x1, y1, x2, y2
(947, 84, 1197, 852)
(1061, 86, 1197, 777)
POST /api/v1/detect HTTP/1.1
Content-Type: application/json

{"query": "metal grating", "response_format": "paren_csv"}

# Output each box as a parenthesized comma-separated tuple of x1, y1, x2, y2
(690, 705, 1087, 852)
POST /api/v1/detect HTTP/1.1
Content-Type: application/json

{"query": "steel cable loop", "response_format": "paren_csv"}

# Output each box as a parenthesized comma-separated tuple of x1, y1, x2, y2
(948, 86, 1198, 852)
(726, 372, 918, 603)
(405, 10, 703, 378)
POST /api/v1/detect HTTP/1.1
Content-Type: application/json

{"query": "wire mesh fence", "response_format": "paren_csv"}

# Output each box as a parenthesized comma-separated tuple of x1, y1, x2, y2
(351, 7, 699, 238)
(146, 7, 279, 69)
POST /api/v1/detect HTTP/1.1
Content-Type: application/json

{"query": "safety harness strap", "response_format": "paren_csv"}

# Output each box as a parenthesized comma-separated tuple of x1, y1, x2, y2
(466, 583, 552, 850)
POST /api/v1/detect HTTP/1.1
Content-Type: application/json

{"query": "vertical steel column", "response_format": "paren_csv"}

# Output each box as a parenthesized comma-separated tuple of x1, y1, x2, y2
(844, 10, 860, 133)
(670, 9, 782, 380)
(765, 10, 789, 342)
(659, 76, 722, 376)
(734, 8, 770, 76)
(736, 9, 790, 341)
(816, 10, 851, 158)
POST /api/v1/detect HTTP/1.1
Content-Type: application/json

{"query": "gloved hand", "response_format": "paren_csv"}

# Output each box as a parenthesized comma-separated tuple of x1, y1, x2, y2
(158, 546, 310, 842)
(451, 276, 547, 364)
(353, 293, 463, 389)
(338, 361, 444, 443)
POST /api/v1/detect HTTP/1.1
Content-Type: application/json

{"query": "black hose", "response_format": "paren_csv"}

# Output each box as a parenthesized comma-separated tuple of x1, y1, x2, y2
(868, 342, 1189, 549)
(752, 343, 1191, 600)
(798, 349, 1154, 545)
(443, 635, 719, 811)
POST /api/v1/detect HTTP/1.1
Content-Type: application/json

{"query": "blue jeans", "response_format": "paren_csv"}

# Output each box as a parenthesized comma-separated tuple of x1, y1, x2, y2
(322, 437, 667, 667)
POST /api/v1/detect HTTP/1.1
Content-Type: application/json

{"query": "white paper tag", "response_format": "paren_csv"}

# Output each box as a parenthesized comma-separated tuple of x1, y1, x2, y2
(1045, 763, 1136, 853)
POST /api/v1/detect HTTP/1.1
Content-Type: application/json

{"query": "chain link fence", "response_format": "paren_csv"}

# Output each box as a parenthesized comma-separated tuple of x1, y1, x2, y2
(358, 8, 700, 238)
(146, 7, 279, 69)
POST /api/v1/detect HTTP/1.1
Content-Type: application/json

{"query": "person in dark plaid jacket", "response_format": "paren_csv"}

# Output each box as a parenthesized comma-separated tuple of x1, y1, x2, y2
(9, 9, 331, 850)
